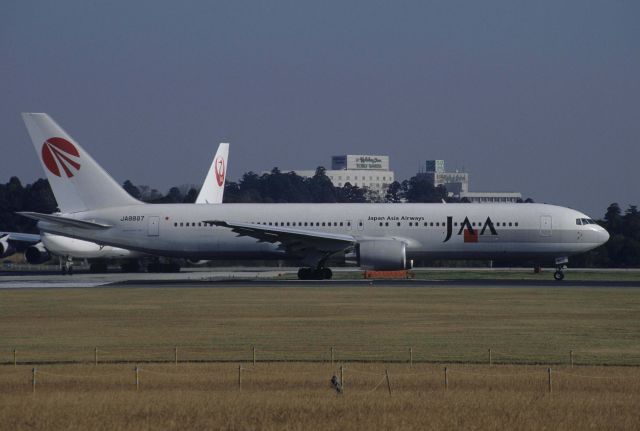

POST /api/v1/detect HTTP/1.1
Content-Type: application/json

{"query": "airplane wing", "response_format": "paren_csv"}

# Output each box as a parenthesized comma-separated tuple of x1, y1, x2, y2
(204, 220, 355, 256)
(0, 232, 41, 243)
(17, 212, 112, 229)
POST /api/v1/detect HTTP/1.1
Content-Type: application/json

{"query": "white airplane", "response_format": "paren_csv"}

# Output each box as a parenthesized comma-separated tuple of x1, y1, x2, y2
(2, 140, 229, 273)
(18, 113, 609, 280)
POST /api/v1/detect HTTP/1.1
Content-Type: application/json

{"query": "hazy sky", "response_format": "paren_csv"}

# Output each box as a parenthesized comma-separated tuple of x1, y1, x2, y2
(2, 1, 638, 216)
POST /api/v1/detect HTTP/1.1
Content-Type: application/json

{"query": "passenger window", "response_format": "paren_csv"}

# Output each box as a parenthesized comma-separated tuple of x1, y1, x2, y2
(340, 222, 344, 226)
(385, 222, 389, 227)
(508, 222, 512, 227)
(515, 222, 518, 227)
(397, 222, 401, 226)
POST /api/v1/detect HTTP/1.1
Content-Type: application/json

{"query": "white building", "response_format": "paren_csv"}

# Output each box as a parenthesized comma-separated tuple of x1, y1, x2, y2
(290, 155, 394, 200)
(422, 159, 521, 202)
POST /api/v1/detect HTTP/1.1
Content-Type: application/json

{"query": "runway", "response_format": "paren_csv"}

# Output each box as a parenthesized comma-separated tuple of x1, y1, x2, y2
(1, 268, 640, 289)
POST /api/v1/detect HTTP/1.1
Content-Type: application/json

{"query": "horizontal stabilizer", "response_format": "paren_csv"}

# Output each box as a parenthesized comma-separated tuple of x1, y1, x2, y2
(17, 212, 111, 229)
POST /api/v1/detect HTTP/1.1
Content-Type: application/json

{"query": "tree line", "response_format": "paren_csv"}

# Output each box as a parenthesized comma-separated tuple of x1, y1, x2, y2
(1, 170, 638, 267)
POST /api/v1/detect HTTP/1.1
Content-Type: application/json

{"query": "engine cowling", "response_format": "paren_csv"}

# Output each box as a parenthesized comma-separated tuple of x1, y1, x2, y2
(25, 242, 51, 264)
(0, 237, 16, 258)
(357, 239, 412, 270)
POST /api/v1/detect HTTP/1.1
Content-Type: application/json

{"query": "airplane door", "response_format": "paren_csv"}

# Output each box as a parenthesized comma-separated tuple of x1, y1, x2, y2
(148, 216, 160, 236)
(540, 215, 552, 237)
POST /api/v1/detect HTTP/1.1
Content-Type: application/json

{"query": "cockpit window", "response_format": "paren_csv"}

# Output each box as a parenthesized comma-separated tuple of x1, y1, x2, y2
(576, 219, 582, 226)
(581, 218, 590, 225)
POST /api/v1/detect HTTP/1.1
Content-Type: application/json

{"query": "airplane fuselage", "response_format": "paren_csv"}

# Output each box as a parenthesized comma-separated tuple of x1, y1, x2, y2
(37, 203, 608, 263)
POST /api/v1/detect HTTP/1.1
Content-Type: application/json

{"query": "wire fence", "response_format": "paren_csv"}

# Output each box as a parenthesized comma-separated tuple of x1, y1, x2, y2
(3, 346, 640, 366)
(8, 362, 640, 396)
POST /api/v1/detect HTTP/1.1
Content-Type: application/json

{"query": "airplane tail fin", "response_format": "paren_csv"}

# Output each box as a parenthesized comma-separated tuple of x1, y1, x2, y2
(22, 113, 141, 213)
(196, 143, 229, 204)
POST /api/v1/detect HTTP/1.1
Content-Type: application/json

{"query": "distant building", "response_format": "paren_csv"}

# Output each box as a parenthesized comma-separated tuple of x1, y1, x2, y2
(421, 160, 469, 195)
(421, 159, 521, 203)
(288, 155, 394, 200)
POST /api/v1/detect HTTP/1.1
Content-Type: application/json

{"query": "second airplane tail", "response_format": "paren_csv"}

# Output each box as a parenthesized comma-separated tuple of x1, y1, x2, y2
(22, 113, 141, 213)
(196, 142, 229, 204)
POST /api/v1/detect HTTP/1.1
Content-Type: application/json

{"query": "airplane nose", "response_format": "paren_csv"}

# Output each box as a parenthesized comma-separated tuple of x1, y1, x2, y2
(599, 228, 610, 245)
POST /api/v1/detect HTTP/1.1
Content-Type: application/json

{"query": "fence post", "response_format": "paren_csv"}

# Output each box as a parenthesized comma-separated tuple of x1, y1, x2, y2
(385, 369, 392, 395)
(135, 367, 139, 390)
(409, 347, 413, 367)
(331, 347, 334, 365)
(32, 368, 36, 393)
(238, 365, 242, 390)
(570, 350, 574, 368)
(489, 348, 492, 366)
(13, 349, 17, 368)
(547, 368, 552, 393)
(340, 365, 344, 393)
(444, 367, 448, 390)
(174, 346, 178, 366)
(252, 346, 256, 365)
(94, 347, 98, 366)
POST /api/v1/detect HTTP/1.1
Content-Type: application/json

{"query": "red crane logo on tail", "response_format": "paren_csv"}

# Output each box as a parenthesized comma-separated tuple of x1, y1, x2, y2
(214, 156, 225, 186)
(41, 138, 81, 178)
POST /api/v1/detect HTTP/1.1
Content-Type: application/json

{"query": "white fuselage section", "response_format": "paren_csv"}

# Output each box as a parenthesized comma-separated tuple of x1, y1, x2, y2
(37, 203, 609, 262)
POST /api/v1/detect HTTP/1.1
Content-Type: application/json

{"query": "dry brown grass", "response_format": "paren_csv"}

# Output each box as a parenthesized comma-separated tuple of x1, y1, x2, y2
(1, 363, 639, 430)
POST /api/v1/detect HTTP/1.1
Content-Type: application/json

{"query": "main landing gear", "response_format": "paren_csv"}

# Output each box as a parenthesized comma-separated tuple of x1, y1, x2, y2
(297, 267, 333, 280)
(60, 257, 73, 275)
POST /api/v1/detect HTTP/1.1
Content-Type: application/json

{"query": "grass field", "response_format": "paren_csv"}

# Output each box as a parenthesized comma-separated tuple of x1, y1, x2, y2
(1, 284, 640, 429)
(326, 269, 640, 281)
(1, 285, 639, 365)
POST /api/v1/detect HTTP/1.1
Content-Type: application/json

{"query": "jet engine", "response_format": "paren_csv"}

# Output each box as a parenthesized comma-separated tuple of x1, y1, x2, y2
(0, 237, 16, 258)
(357, 239, 412, 270)
(25, 242, 51, 264)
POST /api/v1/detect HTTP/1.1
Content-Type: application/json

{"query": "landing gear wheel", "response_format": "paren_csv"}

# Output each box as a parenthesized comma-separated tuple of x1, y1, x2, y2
(321, 267, 333, 280)
(554, 270, 564, 281)
(298, 267, 312, 280)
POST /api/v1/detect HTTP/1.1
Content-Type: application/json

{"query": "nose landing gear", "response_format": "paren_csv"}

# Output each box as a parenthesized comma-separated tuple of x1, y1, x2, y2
(554, 268, 565, 281)
(554, 256, 568, 281)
